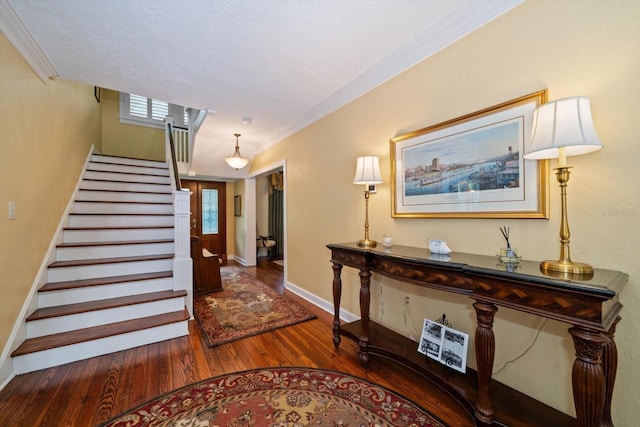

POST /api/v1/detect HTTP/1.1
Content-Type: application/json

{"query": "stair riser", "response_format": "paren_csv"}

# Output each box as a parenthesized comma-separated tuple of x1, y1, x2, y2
(88, 162, 170, 177)
(62, 228, 174, 243)
(27, 298, 185, 338)
(13, 321, 188, 375)
(38, 277, 174, 307)
(91, 155, 167, 169)
(56, 242, 174, 261)
(76, 190, 173, 203)
(84, 170, 170, 184)
(12, 154, 188, 375)
(81, 180, 172, 193)
(73, 201, 173, 214)
(47, 259, 173, 282)
(68, 214, 174, 227)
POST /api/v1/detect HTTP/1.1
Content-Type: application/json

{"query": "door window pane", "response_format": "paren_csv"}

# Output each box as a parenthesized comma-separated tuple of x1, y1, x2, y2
(202, 189, 219, 234)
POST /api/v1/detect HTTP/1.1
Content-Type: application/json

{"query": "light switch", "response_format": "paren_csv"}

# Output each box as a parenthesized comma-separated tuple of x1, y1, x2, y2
(8, 201, 15, 220)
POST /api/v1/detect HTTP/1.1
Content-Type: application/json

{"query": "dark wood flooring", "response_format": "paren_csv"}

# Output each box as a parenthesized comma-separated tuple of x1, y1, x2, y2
(0, 259, 474, 426)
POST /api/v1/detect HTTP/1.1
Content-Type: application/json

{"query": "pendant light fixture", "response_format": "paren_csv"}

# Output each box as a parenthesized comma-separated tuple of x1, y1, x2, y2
(225, 133, 250, 170)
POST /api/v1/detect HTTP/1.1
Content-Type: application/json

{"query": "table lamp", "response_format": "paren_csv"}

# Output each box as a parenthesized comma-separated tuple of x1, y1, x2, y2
(523, 96, 603, 277)
(354, 156, 382, 247)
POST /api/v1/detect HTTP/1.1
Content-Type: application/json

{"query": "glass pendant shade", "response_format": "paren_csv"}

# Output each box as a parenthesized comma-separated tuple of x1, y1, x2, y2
(225, 133, 250, 170)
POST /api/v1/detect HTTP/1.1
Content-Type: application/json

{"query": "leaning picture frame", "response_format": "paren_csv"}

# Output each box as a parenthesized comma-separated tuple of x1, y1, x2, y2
(391, 90, 549, 218)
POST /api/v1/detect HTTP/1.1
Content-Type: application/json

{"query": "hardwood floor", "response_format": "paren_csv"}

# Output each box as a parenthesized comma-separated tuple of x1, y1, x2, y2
(0, 258, 473, 426)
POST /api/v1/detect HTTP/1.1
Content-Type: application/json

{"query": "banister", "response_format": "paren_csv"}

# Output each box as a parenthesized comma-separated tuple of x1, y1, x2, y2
(165, 119, 182, 191)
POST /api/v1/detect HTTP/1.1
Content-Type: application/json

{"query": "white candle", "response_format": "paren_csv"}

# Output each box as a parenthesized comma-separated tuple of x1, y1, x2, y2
(558, 146, 567, 167)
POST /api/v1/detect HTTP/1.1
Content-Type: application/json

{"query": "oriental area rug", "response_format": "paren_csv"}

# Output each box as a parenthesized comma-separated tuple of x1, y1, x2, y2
(194, 266, 316, 346)
(100, 367, 448, 427)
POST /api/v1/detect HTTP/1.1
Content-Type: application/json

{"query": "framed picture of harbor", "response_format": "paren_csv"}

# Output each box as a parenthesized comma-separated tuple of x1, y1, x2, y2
(391, 90, 549, 218)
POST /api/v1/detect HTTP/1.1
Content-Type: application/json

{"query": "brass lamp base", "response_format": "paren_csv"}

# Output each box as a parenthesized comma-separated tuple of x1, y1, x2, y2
(357, 239, 377, 248)
(540, 259, 594, 279)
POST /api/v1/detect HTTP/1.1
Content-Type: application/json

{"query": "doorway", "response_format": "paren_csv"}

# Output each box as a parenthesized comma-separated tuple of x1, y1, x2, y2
(256, 170, 284, 262)
(182, 180, 228, 265)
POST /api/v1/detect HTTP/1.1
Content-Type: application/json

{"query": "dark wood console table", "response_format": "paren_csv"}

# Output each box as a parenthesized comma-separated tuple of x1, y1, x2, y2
(327, 243, 627, 427)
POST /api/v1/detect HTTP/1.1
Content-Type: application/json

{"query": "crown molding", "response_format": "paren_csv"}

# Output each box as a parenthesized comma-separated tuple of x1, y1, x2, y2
(0, 0, 59, 82)
(266, 0, 523, 149)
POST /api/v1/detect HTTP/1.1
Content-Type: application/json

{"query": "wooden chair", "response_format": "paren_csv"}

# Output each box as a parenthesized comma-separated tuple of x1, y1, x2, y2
(190, 235, 222, 295)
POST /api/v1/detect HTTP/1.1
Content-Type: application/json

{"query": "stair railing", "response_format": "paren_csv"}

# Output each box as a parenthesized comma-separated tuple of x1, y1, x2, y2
(172, 125, 190, 164)
(164, 116, 182, 191)
(164, 116, 194, 318)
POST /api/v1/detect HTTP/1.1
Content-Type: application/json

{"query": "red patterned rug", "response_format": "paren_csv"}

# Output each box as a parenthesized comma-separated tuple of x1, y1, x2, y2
(194, 266, 316, 346)
(100, 367, 448, 426)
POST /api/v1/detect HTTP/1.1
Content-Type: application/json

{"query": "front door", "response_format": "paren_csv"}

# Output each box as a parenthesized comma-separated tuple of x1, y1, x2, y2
(182, 180, 227, 265)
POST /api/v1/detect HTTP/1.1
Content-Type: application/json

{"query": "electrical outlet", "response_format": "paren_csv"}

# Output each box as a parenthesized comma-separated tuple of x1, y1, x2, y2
(404, 296, 410, 305)
(8, 201, 15, 220)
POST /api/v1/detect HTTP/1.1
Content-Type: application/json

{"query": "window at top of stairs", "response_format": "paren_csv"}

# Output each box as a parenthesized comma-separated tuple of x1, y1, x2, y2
(119, 92, 189, 129)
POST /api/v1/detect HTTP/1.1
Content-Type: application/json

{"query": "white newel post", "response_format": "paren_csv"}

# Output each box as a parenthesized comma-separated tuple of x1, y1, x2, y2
(173, 190, 193, 318)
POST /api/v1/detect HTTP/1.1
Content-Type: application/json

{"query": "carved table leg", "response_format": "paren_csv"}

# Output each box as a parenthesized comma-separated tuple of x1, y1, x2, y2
(331, 262, 343, 348)
(473, 300, 498, 424)
(569, 327, 608, 427)
(358, 269, 372, 366)
(601, 316, 621, 427)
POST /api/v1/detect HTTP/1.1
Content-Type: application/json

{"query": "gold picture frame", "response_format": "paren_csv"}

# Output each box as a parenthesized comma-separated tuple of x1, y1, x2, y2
(234, 195, 242, 217)
(390, 90, 549, 219)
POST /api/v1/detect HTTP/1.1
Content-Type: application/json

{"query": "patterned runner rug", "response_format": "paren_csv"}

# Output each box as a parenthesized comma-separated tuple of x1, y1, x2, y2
(194, 266, 316, 346)
(100, 367, 448, 426)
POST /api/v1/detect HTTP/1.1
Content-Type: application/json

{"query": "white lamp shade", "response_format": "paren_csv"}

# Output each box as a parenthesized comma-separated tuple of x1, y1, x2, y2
(353, 156, 383, 185)
(524, 96, 603, 160)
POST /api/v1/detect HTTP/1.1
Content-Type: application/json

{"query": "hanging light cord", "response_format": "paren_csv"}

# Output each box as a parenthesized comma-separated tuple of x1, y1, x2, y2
(492, 318, 547, 375)
(403, 296, 419, 342)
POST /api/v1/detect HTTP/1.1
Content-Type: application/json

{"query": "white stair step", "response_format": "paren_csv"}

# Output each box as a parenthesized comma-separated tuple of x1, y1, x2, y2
(38, 274, 174, 307)
(76, 189, 173, 203)
(55, 241, 174, 261)
(62, 226, 174, 243)
(91, 154, 167, 169)
(68, 214, 174, 227)
(13, 316, 189, 375)
(27, 292, 186, 338)
(47, 255, 174, 282)
(84, 170, 170, 184)
(80, 179, 172, 193)
(72, 201, 173, 214)
(88, 161, 170, 177)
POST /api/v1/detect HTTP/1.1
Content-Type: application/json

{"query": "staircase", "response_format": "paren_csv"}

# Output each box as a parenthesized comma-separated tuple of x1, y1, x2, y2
(11, 154, 190, 374)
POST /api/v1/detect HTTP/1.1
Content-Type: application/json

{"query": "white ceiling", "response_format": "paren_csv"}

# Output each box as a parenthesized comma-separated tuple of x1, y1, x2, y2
(2, 0, 522, 178)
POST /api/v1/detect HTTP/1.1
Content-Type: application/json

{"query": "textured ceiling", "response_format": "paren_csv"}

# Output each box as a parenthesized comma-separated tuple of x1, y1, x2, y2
(3, 0, 522, 178)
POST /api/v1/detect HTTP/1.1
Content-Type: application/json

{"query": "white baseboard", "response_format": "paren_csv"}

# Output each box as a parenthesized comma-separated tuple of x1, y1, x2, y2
(231, 255, 248, 266)
(285, 280, 359, 323)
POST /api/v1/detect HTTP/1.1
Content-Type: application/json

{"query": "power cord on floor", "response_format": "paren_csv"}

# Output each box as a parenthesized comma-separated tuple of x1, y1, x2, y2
(492, 318, 547, 375)
(403, 296, 419, 342)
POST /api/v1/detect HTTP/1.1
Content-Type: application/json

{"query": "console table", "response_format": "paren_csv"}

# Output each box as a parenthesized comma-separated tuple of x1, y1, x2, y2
(327, 243, 627, 427)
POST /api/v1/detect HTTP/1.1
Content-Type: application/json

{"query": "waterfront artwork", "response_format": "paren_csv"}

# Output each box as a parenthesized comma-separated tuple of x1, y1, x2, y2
(403, 120, 521, 198)
(390, 90, 549, 218)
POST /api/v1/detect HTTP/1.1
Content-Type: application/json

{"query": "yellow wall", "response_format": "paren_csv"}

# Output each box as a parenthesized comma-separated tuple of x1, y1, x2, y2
(0, 34, 101, 353)
(251, 1, 640, 422)
(100, 88, 165, 161)
(232, 180, 246, 261)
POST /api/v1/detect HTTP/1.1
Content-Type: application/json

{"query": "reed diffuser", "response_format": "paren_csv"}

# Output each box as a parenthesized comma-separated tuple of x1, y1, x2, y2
(499, 226, 518, 263)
